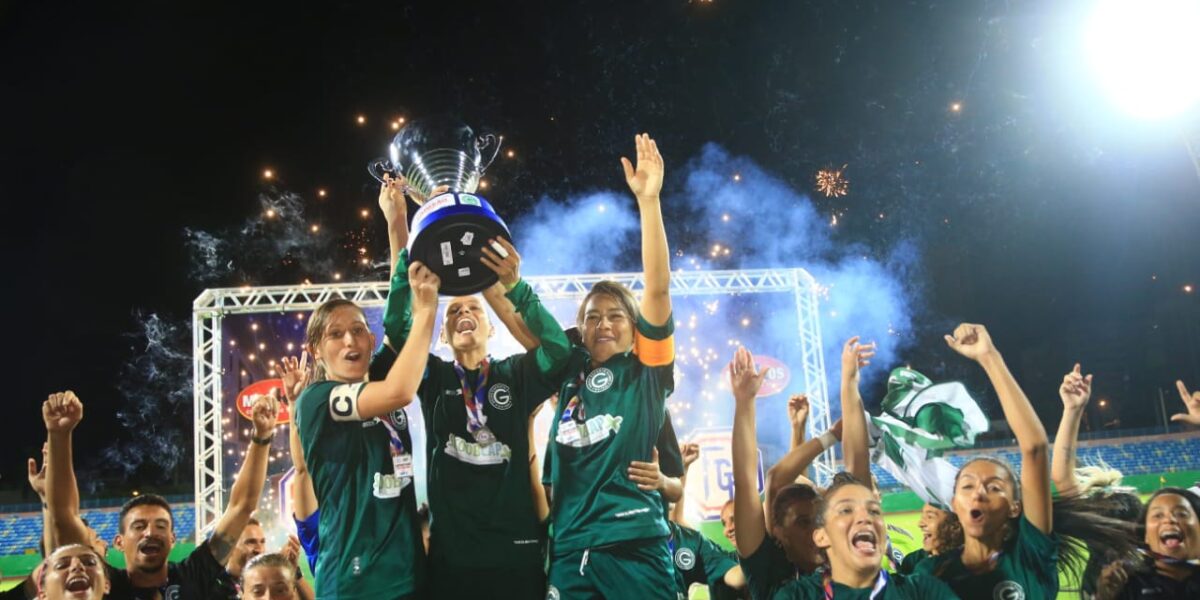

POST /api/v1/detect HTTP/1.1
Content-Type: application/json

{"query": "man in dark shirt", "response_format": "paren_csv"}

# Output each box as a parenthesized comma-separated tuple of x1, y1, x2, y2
(42, 390, 276, 600)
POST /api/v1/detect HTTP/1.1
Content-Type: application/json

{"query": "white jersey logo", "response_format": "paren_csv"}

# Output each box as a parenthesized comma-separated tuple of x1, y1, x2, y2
(488, 384, 513, 410)
(674, 547, 696, 571)
(444, 433, 513, 465)
(556, 414, 622, 448)
(372, 471, 412, 498)
(993, 581, 1024, 600)
(586, 368, 614, 393)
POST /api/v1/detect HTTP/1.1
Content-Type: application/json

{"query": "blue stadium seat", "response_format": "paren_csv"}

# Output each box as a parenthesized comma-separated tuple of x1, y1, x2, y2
(0, 503, 198, 556)
(871, 436, 1200, 493)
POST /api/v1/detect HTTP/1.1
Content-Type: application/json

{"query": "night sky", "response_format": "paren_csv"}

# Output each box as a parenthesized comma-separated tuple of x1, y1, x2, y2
(3, 0, 1198, 496)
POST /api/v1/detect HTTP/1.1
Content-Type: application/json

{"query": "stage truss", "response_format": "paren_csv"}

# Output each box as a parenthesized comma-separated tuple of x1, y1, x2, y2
(192, 268, 830, 537)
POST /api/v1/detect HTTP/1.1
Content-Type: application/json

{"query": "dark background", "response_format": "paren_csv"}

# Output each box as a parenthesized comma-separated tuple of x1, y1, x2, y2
(2, 0, 1197, 498)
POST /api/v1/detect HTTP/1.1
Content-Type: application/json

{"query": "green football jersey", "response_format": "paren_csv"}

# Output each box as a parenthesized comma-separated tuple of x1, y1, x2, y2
(296, 380, 424, 600)
(741, 538, 800, 600)
(897, 548, 929, 575)
(545, 314, 676, 552)
(915, 514, 1058, 600)
(667, 520, 739, 595)
(377, 257, 571, 568)
(771, 571, 958, 599)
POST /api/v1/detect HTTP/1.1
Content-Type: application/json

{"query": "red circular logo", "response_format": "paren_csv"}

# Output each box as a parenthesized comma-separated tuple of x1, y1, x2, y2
(235, 379, 290, 425)
(753, 355, 790, 397)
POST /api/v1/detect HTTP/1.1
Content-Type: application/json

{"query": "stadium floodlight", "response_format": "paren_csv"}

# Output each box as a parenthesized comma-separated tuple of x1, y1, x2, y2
(1085, 0, 1200, 120)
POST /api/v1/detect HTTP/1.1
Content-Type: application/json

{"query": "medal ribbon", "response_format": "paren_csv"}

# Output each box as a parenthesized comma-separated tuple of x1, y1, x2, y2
(453, 358, 491, 437)
(560, 369, 589, 424)
(822, 569, 888, 600)
(1139, 547, 1200, 567)
(378, 417, 407, 455)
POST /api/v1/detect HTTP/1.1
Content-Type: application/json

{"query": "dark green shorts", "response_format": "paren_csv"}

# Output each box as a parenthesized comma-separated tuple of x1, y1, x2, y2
(428, 562, 546, 600)
(548, 537, 678, 600)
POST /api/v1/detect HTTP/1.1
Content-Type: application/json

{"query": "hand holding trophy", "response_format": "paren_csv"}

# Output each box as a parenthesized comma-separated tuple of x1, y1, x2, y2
(369, 115, 510, 295)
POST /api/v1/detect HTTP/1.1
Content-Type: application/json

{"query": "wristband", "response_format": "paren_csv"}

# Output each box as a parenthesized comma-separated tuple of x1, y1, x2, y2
(817, 431, 838, 451)
(504, 278, 520, 291)
(251, 435, 273, 446)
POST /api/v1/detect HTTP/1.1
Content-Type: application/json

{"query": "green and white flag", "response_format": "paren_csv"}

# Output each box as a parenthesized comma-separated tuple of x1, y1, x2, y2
(866, 367, 989, 508)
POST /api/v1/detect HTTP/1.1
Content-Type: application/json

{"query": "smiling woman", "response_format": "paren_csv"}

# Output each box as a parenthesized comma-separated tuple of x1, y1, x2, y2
(38, 544, 110, 600)
(294, 260, 441, 599)
(767, 474, 957, 599)
(542, 134, 680, 600)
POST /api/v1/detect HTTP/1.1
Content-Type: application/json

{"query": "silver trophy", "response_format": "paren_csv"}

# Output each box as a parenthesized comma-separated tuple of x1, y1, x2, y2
(369, 116, 510, 295)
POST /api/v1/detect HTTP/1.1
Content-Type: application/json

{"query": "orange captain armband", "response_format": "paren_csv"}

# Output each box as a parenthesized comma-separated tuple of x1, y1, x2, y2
(633, 332, 675, 366)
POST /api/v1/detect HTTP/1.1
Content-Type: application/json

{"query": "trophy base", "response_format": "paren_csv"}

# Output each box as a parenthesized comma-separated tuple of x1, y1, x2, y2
(407, 192, 511, 296)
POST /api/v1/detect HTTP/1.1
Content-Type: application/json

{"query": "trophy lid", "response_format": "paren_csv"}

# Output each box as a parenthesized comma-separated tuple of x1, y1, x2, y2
(386, 116, 499, 201)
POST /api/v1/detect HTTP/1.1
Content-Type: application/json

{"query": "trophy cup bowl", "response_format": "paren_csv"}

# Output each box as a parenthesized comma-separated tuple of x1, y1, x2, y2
(368, 116, 509, 295)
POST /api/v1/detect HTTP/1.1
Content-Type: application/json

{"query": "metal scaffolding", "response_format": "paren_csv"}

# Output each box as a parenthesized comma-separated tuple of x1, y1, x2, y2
(192, 267, 830, 537)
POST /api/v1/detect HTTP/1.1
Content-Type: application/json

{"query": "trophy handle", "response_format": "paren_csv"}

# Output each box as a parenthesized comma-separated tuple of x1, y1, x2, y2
(476, 134, 503, 174)
(367, 158, 394, 183)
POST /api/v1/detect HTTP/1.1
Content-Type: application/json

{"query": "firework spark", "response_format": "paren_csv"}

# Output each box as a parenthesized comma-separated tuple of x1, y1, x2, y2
(815, 165, 849, 198)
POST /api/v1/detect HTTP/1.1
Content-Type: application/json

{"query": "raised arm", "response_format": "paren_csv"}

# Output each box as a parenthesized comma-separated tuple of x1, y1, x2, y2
(209, 392, 280, 563)
(730, 346, 769, 557)
(28, 443, 53, 554)
(787, 394, 809, 451)
(946, 323, 1051, 533)
(482, 281, 539, 351)
(356, 261, 439, 420)
(280, 355, 318, 520)
(1171, 380, 1200, 426)
(378, 175, 410, 277)
(621, 133, 671, 326)
(840, 336, 875, 486)
(480, 238, 571, 366)
(765, 420, 841, 527)
(669, 442, 700, 525)
(1051, 363, 1092, 497)
(43, 392, 91, 549)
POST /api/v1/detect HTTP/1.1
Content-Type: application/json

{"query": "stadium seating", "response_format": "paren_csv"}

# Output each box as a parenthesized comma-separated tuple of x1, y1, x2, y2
(871, 434, 1200, 490)
(0, 503, 196, 557)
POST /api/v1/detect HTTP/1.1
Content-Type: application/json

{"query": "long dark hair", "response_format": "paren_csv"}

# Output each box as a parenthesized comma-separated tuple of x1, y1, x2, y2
(1079, 491, 1143, 595)
(932, 508, 964, 555)
(955, 457, 1138, 582)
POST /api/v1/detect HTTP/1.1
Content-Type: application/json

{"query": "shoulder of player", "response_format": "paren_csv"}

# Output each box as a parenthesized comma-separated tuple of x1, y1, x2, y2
(771, 572, 823, 598)
(892, 571, 958, 597)
(297, 380, 340, 404)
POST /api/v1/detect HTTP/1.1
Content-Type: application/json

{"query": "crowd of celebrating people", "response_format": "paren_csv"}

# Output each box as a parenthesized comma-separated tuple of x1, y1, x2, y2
(8, 134, 1200, 599)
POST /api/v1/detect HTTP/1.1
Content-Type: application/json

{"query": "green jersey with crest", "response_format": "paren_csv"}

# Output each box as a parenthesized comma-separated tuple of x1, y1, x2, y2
(546, 314, 676, 552)
(296, 380, 424, 600)
(382, 260, 571, 568)
(914, 514, 1058, 600)
(667, 520, 740, 595)
(771, 571, 958, 599)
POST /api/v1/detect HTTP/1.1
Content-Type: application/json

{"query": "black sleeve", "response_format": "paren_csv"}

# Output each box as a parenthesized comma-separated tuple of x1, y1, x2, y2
(657, 409, 684, 478)
(178, 541, 239, 599)
(0, 578, 33, 600)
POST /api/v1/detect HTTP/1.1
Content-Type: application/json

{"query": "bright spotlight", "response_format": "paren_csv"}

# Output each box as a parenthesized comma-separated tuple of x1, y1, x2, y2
(1086, 0, 1200, 120)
